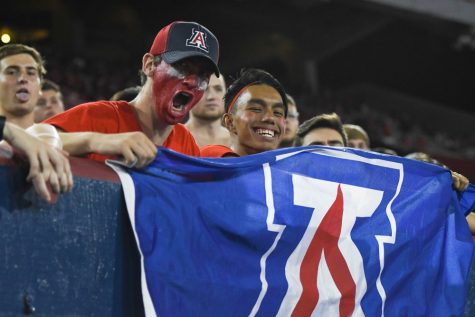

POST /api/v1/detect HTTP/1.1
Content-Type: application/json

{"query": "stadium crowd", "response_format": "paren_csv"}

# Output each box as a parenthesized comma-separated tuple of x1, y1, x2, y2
(29, 49, 475, 161)
(0, 20, 471, 202)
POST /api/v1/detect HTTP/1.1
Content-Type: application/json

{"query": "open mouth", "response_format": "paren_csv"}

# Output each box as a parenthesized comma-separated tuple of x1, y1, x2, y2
(254, 128, 277, 138)
(16, 88, 30, 102)
(172, 92, 191, 111)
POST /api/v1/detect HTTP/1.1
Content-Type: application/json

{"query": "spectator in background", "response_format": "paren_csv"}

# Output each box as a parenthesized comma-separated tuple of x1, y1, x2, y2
(185, 73, 230, 147)
(405, 152, 446, 167)
(45, 21, 220, 167)
(372, 147, 398, 156)
(278, 93, 299, 148)
(294, 112, 347, 147)
(34, 79, 65, 123)
(201, 68, 287, 157)
(110, 86, 141, 102)
(344, 123, 370, 150)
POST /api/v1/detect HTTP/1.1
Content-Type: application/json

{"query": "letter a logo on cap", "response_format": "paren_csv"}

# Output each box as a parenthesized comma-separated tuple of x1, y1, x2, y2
(186, 29, 209, 52)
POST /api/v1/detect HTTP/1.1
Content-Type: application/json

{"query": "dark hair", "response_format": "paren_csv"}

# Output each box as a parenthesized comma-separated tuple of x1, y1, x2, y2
(110, 86, 142, 101)
(41, 79, 60, 92)
(294, 112, 348, 146)
(224, 68, 287, 116)
(40, 79, 63, 101)
(0, 44, 46, 79)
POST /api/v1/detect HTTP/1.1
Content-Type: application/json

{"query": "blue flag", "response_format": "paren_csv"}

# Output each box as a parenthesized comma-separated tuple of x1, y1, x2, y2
(109, 146, 474, 317)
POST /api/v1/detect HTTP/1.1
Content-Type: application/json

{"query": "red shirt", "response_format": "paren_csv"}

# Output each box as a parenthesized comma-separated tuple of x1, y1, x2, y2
(200, 144, 239, 158)
(45, 100, 200, 161)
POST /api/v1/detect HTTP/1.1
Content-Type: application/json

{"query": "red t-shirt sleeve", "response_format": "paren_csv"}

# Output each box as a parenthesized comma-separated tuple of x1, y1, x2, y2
(200, 144, 239, 158)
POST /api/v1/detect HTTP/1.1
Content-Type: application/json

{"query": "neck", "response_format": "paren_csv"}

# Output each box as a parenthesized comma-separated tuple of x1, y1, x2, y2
(130, 89, 173, 146)
(185, 114, 231, 147)
(230, 137, 257, 157)
(186, 115, 222, 133)
(0, 112, 34, 129)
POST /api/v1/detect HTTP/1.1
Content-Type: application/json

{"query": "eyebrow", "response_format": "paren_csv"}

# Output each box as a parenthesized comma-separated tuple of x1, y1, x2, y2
(5, 65, 38, 72)
(4, 65, 20, 71)
(309, 141, 325, 146)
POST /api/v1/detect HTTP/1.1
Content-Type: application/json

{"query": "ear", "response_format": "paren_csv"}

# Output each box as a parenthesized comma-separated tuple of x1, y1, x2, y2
(142, 53, 155, 77)
(222, 113, 237, 135)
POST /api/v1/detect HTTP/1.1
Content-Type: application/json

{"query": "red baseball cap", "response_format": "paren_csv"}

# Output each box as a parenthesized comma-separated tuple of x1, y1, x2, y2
(150, 21, 220, 76)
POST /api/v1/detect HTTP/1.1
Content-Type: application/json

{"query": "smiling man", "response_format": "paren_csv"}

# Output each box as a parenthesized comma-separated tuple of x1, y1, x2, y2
(46, 21, 220, 167)
(200, 68, 287, 157)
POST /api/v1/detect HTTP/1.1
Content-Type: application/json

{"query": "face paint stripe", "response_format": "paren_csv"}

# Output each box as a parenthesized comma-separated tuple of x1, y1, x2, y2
(227, 82, 259, 114)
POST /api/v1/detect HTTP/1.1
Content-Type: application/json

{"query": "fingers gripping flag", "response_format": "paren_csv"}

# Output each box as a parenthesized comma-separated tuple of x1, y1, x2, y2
(108, 146, 474, 317)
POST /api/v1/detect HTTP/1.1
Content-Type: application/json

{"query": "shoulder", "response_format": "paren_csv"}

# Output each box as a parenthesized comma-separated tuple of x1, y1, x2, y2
(70, 100, 130, 114)
(45, 100, 119, 120)
(164, 124, 200, 156)
(200, 144, 239, 158)
(173, 123, 193, 134)
(170, 123, 199, 142)
(45, 100, 133, 133)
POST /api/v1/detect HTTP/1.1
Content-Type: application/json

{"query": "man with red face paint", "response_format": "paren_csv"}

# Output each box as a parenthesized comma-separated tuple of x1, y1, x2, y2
(46, 21, 220, 167)
(200, 68, 287, 157)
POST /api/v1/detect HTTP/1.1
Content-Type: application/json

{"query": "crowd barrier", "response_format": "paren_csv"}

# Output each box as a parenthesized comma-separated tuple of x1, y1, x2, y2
(0, 157, 143, 316)
(0, 157, 473, 316)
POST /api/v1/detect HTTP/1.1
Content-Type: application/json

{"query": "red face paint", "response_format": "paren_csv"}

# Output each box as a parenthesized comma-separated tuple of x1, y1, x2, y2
(152, 60, 206, 124)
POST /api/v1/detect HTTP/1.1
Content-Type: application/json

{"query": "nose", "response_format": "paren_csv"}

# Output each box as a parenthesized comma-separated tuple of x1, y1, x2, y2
(261, 107, 278, 124)
(182, 73, 200, 89)
(17, 71, 28, 84)
(205, 88, 215, 100)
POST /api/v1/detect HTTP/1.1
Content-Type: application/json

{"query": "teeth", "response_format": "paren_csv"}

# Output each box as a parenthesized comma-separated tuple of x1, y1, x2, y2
(255, 128, 275, 137)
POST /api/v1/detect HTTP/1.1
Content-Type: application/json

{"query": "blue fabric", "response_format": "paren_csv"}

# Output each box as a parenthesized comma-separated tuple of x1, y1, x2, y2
(119, 146, 474, 317)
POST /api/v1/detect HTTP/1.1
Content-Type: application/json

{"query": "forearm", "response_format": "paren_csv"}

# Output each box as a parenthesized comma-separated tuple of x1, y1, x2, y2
(58, 130, 157, 167)
(58, 131, 123, 157)
(58, 132, 97, 156)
